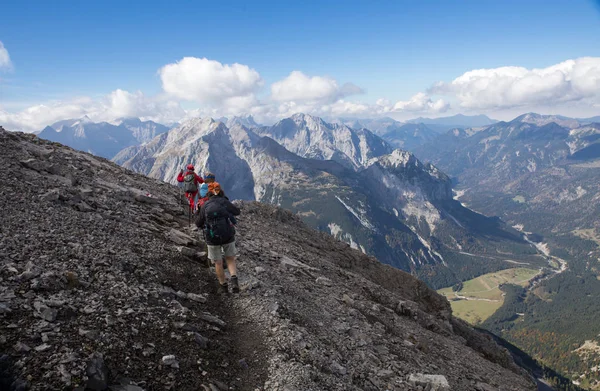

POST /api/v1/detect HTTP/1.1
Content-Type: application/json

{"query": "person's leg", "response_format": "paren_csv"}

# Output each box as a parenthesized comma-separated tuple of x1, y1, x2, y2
(207, 245, 227, 287)
(185, 192, 193, 210)
(214, 259, 226, 284)
(191, 191, 199, 211)
(223, 242, 239, 292)
(223, 242, 238, 276)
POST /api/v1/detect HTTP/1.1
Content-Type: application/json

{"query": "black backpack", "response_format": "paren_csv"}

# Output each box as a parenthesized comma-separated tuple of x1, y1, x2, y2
(204, 198, 235, 244)
(183, 173, 197, 193)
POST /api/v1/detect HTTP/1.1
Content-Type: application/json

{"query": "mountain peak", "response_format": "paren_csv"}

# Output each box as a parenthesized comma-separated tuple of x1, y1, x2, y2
(512, 112, 580, 128)
(223, 115, 259, 129)
(372, 149, 416, 168)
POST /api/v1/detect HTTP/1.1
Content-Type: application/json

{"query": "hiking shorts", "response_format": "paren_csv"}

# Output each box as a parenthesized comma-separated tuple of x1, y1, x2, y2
(207, 241, 237, 261)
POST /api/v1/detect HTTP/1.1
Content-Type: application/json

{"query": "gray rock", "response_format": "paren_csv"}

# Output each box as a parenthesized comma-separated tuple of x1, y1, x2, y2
(194, 333, 209, 349)
(315, 276, 332, 286)
(212, 380, 228, 390)
(407, 374, 450, 390)
(14, 342, 31, 353)
(198, 312, 226, 328)
(161, 355, 179, 368)
(41, 307, 58, 322)
(475, 382, 498, 391)
(110, 385, 146, 391)
(166, 229, 196, 245)
(34, 343, 51, 352)
(39, 189, 60, 202)
(0, 303, 11, 314)
(135, 194, 160, 204)
(86, 356, 109, 391)
(187, 293, 207, 303)
(255, 266, 266, 274)
(330, 360, 347, 376)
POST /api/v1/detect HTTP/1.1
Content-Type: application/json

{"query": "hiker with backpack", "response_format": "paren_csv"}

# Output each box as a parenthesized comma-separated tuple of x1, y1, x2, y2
(196, 182, 241, 294)
(177, 164, 204, 212)
(202, 172, 236, 224)
(203, 172, 227, 198)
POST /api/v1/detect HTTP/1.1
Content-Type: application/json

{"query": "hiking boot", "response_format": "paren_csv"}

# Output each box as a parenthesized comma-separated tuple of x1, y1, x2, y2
(217, 283, 229, 294)
(230, 276, 240, 293)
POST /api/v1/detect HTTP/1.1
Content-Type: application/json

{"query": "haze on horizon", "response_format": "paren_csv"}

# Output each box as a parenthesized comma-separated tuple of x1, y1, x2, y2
(1, 0, 600, 132)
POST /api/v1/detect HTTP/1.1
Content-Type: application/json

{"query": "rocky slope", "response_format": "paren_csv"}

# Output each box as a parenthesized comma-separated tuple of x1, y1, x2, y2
(0, 127, 537, 390)
(113, 117, 542, 288)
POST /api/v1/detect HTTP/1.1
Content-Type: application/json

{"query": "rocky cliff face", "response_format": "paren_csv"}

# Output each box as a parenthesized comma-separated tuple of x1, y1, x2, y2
(0, 127, 536, 390)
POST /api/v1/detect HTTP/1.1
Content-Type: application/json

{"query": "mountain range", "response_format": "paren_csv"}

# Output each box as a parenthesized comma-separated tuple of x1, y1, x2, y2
(37, 117, 170, 159)
(114, 113, 542, 289)
(414, 112, 600, 389)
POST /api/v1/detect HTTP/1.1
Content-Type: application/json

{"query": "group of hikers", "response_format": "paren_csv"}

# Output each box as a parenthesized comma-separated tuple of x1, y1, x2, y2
(177, 164, 241, 294)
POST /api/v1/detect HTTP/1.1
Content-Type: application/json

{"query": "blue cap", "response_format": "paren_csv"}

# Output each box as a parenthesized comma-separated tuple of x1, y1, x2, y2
(199, 183, 209, 197)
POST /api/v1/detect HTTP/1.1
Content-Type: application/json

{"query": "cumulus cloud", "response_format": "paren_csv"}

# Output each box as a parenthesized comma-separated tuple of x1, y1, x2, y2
(392, 92, 449, 113)
(0, 41, 13, 70)
(159, 57, 263, 105)
(271, 71, 363, 103)
(0, 90, 185, 132)
(429, 57, 600, 110)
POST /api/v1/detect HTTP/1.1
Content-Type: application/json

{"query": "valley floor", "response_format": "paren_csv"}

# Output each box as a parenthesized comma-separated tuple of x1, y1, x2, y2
(437, 268, 540, 325)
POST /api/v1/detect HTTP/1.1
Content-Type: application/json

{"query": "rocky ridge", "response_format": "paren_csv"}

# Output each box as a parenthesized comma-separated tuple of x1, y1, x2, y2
(0, 127, 536, 390)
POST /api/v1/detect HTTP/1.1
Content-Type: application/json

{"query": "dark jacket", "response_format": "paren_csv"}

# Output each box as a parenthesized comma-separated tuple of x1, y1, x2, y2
(196, 195, 240, 245)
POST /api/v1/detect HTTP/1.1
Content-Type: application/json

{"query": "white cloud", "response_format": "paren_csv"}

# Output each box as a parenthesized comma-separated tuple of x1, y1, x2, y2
(0, 90, 185, 132)
(271, 71, 363, 102)
(392, 92, 449, 113)
(159, 57, 263, 105)
(0, 41, 13, 70)
(430, 57, 600, 110)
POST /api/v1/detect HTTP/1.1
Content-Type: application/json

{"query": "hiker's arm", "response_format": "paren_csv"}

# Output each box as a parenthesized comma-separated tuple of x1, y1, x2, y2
(176, 171, 184, 182)
(225, 200, 240, 216)
(195, 173, 204, 184)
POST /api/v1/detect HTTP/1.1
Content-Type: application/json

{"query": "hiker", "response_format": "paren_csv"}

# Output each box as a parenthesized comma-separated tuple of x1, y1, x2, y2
(177, 164, 204, 212)
(196, 182, 241, 293)
(197, 183, 210, 209)
(203, 172, 236, 224)
(203, 172, 226, 197)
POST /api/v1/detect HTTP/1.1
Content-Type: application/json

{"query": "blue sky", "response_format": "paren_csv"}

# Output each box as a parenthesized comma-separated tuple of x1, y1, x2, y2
(1, 0, 600, 130)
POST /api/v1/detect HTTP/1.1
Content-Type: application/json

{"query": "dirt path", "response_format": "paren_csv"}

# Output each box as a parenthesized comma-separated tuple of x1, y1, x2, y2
(153, 209, 270, 390)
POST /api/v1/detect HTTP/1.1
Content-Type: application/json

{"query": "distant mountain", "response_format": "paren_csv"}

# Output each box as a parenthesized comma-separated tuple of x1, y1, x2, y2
(253, 113, 393, 169)
(219, 115, 261, 129)
(329, 117, 405, 135)
(380, 123, 439, 151)
(329, 118, 440, 151)
(407, 114, 498, 131)
(113, 117, 170, 144)
(115, 115, 541, 288)
(511, 112, 581, 128)
(38, 117, 169, 159)
(579, 115, 600, 123)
